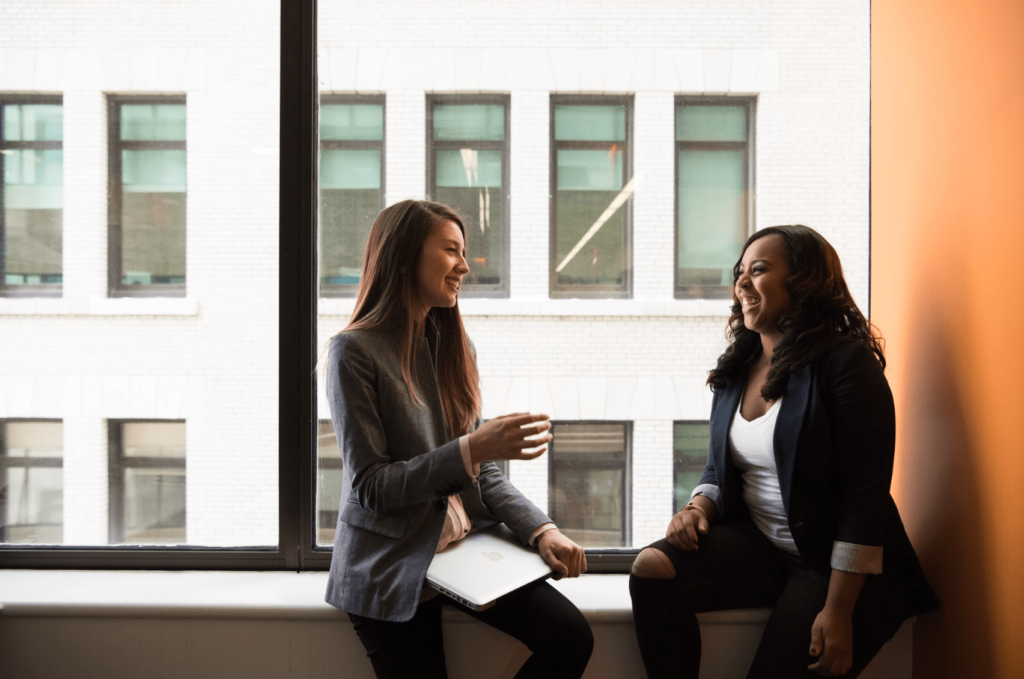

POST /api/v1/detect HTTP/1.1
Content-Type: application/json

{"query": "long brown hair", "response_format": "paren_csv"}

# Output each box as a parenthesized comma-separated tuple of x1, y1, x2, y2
(707, 224, 885, 401)
(342, 199, 481, 437)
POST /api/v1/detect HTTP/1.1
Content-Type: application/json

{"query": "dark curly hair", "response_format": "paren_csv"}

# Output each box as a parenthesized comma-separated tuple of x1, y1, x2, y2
(707, 225, 884, 401)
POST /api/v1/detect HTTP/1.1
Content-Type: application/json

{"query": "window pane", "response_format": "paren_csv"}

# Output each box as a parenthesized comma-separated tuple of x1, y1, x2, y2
(321, 149, 380, 189)
(321, 104, 384, 141)
(435, 149, 502, 188)
(433, 105, 504, 141)
(120, 104, 187, 141)
(123, 422, 186, 457)
(2, 421, 63, 544)
(548, 423, 628, 548)
(554, 105, 626, 141)
(677, 149, 745, 288)
(122, 468, 185, 543)
(2, 104, 63, 142)
(676, 105, 747, 142)
(673, 422, 709, 513)
(316, 420, 342, 547)
(2, 149, 63, 284)
(120, 149, 186, 285)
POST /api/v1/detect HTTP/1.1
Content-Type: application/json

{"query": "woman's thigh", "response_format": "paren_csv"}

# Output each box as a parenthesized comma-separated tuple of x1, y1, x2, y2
(640, 517, 788, 615)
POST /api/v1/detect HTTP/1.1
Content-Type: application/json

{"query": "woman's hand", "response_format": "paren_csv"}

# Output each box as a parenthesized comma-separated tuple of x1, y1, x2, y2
(468, 413, 552, 465)
(807, 607, 854, 676)
(536, 529, 587, 578)
(665, 501, 713, 551)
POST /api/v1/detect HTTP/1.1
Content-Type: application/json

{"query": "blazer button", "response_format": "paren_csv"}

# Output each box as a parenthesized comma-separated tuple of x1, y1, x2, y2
(436, 499, 446, 511)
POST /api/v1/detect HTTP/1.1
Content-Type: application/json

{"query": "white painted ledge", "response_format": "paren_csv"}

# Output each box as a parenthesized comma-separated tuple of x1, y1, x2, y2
(0, 297, 199, 316)
(318, 297, 733, 318)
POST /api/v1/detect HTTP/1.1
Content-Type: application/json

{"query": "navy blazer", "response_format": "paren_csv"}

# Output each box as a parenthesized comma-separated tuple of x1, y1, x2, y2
(700, 340, 938, 617)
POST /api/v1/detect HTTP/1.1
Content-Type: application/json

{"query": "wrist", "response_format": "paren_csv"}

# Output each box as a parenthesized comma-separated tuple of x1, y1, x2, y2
(683, 502, 708, 521)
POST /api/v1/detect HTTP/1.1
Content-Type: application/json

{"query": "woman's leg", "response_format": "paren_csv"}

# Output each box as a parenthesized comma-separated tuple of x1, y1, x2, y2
(629, 518, 786, 679)
(456, 580, 594, 679)
(348, 597, 449, 679)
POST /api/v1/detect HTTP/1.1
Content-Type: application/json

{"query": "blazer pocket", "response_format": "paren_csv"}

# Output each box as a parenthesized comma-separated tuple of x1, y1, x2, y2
(340, 500, 408, 539)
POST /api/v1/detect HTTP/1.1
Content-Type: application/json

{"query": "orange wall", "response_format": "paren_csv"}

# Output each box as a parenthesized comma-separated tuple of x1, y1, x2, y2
(872, 1, 1024, 677)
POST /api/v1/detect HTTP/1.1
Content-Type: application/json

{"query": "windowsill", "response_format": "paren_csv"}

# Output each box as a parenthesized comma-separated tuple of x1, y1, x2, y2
(319, 297, 733, 318)
(0, 297, 199, 316)
(0, 570, 768, 625)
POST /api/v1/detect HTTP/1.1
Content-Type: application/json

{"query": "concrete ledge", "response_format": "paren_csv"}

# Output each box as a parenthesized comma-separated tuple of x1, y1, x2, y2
(0, 571, 911, 679)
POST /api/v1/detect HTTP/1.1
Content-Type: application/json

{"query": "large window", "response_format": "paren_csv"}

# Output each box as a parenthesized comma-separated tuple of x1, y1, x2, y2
(427, 96, 509, 296)
(0, 420, 63, 544)
(673, 421, 710, 513)
(319, 95, 384, 296)
(675, 98, 754, 298)
(108, 97, 187, 297)
(550, 96, 632, 298)
(108, 421, 186, 545)
(548, 422, 630, 548)
(0, 97, 63, 296)
(316, 419, 342, 546)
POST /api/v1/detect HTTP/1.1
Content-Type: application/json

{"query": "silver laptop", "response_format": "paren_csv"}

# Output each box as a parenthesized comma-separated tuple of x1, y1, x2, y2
(426, 523, 554, 610)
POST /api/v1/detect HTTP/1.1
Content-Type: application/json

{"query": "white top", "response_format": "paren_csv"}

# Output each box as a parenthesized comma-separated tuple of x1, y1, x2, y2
(729, 396, 800, 555)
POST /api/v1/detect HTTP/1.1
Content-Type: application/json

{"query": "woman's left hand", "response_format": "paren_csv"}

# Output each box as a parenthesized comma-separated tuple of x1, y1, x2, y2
(807, 607, 854, 676)
(536, 529, 587, 578)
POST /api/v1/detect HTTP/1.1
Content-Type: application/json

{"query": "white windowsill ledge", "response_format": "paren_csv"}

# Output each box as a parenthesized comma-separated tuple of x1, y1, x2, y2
(319, 297, 733, 318)
(0, 570, 765, 625)
(0, 297, 199, 317)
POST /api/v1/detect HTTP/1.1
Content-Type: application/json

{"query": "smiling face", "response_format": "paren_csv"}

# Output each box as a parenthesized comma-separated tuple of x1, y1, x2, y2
(734, 234, 794, 346)
(413, 219, 469, 318)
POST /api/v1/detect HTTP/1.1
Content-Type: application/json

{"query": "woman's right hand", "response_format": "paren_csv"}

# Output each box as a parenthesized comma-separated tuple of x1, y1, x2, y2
(665, 503, 711, 552)
(468, 413, 552, 465)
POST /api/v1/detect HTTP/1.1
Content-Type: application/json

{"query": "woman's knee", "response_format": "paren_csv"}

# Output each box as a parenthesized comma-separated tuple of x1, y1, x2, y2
(631, 547, 676, 579)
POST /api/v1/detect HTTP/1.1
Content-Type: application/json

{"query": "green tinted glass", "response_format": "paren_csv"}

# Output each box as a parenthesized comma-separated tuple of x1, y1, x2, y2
(3, 104, 63, 142)
(3, 150, 63, 207)
(677, 149, 745, 287)
(554, 105, 626, 141)
(676, 105, 747, 142)
(120, 104, 186, 141)
(557, 149, 623, 191)
(436, 149, 502, 188)
(321, 104, 383, 141)
(673, 422, 710, 512)
(433, 105, 504, 141)
(122, 150, 187, 193)
(321, 149, 380, 190)
(2, 150, 63, 283)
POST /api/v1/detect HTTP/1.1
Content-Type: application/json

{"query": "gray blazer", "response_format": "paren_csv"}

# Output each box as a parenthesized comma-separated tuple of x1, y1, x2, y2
(324, 327, 552, 622)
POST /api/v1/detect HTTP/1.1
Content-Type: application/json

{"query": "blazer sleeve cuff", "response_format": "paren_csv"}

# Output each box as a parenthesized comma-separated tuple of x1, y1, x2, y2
(691, 484, 723, 515)
(831, 541, 883, 574)
(458, 435, 480, 484)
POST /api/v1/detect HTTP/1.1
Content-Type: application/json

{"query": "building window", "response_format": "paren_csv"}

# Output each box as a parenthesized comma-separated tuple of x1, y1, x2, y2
(0, 97, 63, 296)
(427, 95, 509, 296)
(108, 97, 187, 297)
(550, 96, 633, 298)
(319, 95, 385, 296)
(548, 421, 630, 548)
(316, 419, 343, 546)
(108, 421, 186, 545)
(675, 98, 754, 299)
(0, 420, 63, 544)
(673, 421, 710, 513)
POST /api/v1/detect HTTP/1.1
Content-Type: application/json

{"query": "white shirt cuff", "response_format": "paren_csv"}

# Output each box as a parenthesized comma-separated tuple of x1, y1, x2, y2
(458, 434, 479, 483)
(528, 523, 557, 546)
(831, 541, 883, 574)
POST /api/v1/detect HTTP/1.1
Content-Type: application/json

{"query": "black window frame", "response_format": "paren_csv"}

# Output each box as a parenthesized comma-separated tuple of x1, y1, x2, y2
(0, 94, 64, 299)
(549, 94, 634, 299)
(674, 96, 756, 300)
(0, 419, 64, 544)
(547, 420, 634, 572)
(107, 420, 187, 545)
(426, 93, 511, 298)
(318, 92, 386, 298)
(107, 94, 188, 299)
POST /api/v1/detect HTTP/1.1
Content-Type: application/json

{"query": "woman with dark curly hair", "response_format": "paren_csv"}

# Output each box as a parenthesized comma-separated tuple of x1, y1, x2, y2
(629, 225, 938, 678)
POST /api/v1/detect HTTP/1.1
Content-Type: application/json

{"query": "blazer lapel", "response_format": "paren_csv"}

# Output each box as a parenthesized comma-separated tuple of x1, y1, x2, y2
(711, 381, 743, 493)
(774, 363, 812, 516)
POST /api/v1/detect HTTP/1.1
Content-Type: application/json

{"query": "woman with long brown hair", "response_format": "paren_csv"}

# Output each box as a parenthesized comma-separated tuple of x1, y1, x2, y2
(629, 225, 937, 678)
(323, 200, 593, 679)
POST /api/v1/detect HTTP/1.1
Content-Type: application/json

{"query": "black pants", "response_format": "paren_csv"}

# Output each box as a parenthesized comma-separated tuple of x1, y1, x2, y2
(348, 580, 594, 679)
(629, 518, 904, 679)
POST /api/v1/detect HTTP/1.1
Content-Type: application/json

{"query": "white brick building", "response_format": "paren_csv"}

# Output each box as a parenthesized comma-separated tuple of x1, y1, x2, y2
(0, 0, 869, 550)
